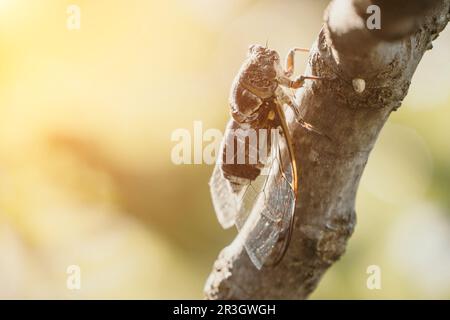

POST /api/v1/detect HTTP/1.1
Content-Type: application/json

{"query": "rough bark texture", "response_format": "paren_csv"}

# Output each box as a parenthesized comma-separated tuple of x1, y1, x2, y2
(204, 0, 450, 299)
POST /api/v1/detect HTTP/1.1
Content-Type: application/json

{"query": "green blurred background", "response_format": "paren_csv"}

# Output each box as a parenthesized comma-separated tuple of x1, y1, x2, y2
(0, 0, 449, 299)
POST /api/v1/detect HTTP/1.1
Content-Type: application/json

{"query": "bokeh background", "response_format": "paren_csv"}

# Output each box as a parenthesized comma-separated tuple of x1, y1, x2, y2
(0, 0, 449, 299)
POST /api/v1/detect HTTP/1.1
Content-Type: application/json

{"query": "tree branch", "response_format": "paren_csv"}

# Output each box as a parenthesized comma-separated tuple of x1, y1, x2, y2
(204, 0, 450, 299)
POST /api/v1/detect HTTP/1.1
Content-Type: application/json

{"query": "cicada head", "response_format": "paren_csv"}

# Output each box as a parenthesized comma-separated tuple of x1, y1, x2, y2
(241, 44, 282, 98)
(247, 44, 282, 75)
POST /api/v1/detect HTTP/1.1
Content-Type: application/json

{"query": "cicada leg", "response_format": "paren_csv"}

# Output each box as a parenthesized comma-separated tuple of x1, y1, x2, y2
(275, 87, 327, 138)
(284, 47, 310, 77)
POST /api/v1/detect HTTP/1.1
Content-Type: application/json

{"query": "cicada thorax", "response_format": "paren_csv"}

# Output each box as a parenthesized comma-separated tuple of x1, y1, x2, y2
(229, 59, 278, 122)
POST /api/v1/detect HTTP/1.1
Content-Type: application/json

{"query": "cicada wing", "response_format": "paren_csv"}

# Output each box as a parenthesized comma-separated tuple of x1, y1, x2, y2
(236, 132, 296, 269)
(209, 119, 250, 229)
(209, 158, 239, 229)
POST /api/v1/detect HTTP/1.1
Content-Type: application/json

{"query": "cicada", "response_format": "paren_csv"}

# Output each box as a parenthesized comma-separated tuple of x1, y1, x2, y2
(210, 44, 321, 269)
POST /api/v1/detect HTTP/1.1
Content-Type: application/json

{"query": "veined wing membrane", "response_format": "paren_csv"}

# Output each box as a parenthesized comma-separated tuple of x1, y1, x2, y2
(235, 131, 296, 269)
(209, 119, 257, 229)
(209, 121, 241, 229)
(209, 119, 296, 269)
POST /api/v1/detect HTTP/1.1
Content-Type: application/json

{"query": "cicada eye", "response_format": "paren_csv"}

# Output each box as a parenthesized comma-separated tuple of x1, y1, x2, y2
(270, 55, 279, 63)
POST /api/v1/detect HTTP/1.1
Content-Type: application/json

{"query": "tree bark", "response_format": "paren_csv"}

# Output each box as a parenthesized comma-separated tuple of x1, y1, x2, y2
(204, 0, 450, 299)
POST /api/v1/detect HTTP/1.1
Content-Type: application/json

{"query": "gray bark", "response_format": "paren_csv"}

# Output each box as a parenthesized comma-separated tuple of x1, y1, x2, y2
(204, 0, 450, 299)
